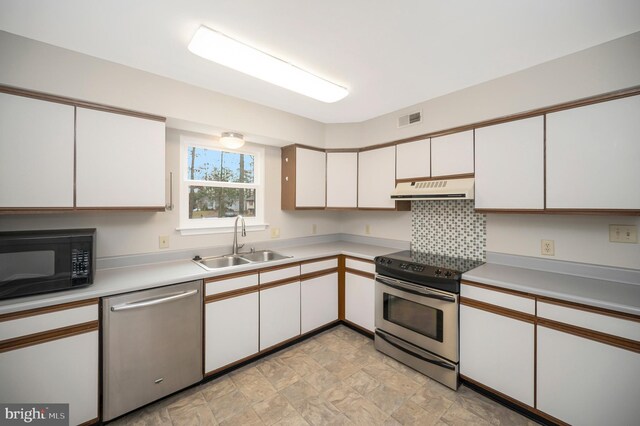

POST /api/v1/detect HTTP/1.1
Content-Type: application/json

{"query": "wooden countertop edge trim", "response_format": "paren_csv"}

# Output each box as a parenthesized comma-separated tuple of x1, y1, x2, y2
(0, 298, 99, 322)
(344, 255, 375, 263)
(0, 320, 99, 353)
(299, 255, 339, 265)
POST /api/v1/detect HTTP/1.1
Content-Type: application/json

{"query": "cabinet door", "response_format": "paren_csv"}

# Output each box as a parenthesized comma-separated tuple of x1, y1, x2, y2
(358, 146, 396, 209)
(0, 331, 99, 425)
(537, 325, 640, 425)
(546, 95, 640, 209)
(460, 305, 534, 406)
(295, 147, 326, 208)
(345, 272, 375, 332)
(301, 272, 338, 334)
(326, 152, 357, 208)
(75, 107, 165, 208)
(475, 116, 544, 209)
(260, 282, 301, 350)
(205, 292, 259, 373)
(431, 130, 474, 177)
(396, 138, 431, 180)
(0, 92, 75, 208)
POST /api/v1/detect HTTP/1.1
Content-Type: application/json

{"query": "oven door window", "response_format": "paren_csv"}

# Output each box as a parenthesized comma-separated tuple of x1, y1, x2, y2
(383, 293, 444, 342)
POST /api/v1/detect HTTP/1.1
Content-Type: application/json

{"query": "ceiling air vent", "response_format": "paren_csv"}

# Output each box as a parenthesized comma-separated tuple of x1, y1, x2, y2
(397, 110, 422, 128)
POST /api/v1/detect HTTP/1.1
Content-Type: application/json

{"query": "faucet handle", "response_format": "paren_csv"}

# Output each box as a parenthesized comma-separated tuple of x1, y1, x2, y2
(237, 243, 245, 251)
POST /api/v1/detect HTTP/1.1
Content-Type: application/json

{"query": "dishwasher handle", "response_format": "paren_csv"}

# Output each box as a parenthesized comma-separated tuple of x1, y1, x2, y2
(110, 289, 199, 312)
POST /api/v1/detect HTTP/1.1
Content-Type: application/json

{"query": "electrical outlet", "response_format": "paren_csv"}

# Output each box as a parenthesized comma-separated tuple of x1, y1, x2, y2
(609, 225, 638, 243)
(541, 239, 554, 256)
(271, 227, 280, 239)
(365, 224, 371, 235)
(312, 224, 317, 235)
(159, 235, 169, 249)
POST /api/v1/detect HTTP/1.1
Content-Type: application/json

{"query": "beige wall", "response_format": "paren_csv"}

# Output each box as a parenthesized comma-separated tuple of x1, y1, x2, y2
(1, 30, 639, 268)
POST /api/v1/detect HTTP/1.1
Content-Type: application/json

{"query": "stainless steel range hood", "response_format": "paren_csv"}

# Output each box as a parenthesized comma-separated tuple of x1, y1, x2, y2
(391, 178, 474, 200)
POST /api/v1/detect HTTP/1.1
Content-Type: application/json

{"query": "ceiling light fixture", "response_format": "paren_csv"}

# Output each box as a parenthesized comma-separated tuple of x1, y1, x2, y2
(188, 25, 348, 103)
(219, 132, 245, 149)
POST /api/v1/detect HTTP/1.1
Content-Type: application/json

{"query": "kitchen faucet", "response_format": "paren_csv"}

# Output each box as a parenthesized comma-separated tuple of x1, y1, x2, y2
(233, 215, 246, 255)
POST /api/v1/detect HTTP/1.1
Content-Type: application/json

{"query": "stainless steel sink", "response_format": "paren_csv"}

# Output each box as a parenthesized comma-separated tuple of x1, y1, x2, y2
(197, 255, 250, 270)
(193, 250, 291, 270)
(239, 250, 290, 263)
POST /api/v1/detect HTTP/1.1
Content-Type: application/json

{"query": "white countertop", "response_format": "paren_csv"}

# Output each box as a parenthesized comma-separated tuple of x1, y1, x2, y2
(0, 241, 399, 315)
(463, 262, 640, 315)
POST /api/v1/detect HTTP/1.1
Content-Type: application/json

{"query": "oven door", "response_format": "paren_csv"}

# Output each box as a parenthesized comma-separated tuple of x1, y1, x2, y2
(375, 274, 458, 362)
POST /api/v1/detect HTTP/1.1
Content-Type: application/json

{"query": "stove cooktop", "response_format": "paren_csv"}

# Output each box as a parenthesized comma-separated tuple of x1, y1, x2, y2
(374, 250, 484, 293)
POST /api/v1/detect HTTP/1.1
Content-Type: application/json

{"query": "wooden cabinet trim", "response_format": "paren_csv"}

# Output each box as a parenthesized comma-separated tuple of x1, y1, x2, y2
(0, 298, 99, 322)
(260, 277, 300, 291)
(204, 285, 259, 303)
(338, 256, 346, 320)
(344, 255, 375, 264)
(0, 320, 98, 353)
(342, 319, 375, 338)
(205, 270, 259, 283)
(300, 268, 338, 282)
(538, 318, 640, 353)
(460, 297, 535, 324)
(536, 296, 640, 322)
(78, 418, 99, 426)
(299, 256, 339, 265)
(460, 375, 569, 426)
(258, 262, 301, 274)
(0, 85, 166, 122)
(461, 280, 535, 299)
(345, 268, 375, 280)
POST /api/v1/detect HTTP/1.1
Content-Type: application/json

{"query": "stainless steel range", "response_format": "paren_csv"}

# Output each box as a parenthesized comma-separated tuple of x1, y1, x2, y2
(374, 250, 483, 390)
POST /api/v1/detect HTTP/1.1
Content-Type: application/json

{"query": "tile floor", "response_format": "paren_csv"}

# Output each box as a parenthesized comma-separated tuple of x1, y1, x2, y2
(111, 325, 538, 425)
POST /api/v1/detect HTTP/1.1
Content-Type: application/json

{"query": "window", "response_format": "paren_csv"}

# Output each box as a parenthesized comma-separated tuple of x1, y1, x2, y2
(179, 136, 265, 234)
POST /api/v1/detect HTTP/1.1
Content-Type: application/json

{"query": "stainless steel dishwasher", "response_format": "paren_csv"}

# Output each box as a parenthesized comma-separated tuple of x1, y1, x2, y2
(102, 280, 203, 421)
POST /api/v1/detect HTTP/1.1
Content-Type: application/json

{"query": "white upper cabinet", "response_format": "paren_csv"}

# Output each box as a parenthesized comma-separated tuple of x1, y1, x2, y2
(0, 92, 75, 208)
(431, 130, 474, 177)
(75, 108, 166, 208)
(546, 95, 640, 210)
(326, 152, 357, 208)
(295, 147, 326, 208)
(475, 116, 544, 209)
(396, 138, 431, 180)
(358, 146, 396, 209)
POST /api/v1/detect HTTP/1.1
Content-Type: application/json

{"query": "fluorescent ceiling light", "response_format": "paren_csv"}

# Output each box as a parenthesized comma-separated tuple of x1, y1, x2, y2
(219, 132, 245, 149)
(188, 25, 348, 103)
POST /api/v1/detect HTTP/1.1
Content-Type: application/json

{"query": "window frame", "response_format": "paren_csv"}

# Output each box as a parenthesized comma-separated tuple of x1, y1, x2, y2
(178, 135, 266, 235)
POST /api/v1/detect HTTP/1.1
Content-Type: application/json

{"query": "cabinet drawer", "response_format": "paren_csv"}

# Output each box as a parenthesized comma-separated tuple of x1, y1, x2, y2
(460, 283, 534, 315)
(0, 300, 98, 341)
(260, 264, 300, 285)
(205, 273, 258, 296)
(345, 258, 375, 274)
(537, 301, 640, 341)
(301, 258, 338, 275)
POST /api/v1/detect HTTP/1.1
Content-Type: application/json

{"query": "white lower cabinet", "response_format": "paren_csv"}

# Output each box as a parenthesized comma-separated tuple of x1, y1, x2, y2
(205, 292, 259, 373)
(537, 325, 640, 426)
(301, 272, 338, 334)
(0, 301, 99, 425)
(260, 282, 301, 350)
(345, 272, 375, 332)
(460, 305, 534, 406)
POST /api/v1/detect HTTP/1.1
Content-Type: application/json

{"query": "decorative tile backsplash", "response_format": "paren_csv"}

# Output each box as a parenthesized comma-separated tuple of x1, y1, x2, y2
(411, 200, 486, 261)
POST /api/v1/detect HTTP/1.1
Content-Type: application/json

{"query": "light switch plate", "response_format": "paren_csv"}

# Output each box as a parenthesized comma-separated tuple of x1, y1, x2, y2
(609, 225, 638, 243)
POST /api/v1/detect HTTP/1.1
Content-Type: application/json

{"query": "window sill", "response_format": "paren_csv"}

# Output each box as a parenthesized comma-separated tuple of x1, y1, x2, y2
(177, 224, 268, 236)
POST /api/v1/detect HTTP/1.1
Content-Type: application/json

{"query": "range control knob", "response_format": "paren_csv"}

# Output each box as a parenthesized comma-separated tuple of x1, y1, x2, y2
(444, 271, 452, 277)
(435, 269, 442, 275)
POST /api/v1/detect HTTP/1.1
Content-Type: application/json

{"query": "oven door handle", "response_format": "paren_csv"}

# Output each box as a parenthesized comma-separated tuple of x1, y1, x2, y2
(375, 330, 456, 371)
(375, 276, 456, 303)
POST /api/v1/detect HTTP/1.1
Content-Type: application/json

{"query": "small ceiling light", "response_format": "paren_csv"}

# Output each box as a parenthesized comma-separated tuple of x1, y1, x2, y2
(188, 25, 349, 103)
(220, 132, 245, 149)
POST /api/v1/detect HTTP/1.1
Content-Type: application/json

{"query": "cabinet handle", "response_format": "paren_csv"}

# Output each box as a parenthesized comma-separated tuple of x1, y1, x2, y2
(285, 176, 289, 182)
(165, 171, 174, 211)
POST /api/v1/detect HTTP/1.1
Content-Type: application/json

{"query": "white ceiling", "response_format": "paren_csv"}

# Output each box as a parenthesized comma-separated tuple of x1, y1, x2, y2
(1, 0, 639, 123)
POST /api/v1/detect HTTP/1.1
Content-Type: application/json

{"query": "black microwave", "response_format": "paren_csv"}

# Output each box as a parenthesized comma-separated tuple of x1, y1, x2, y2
(0, 229, 96, 300)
